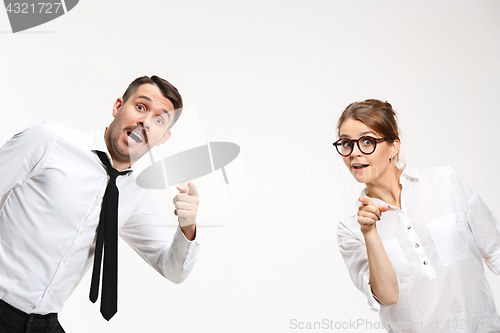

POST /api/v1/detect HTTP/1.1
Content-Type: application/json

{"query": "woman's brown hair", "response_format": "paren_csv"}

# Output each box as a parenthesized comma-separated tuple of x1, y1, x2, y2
(337, 99, 401, 161)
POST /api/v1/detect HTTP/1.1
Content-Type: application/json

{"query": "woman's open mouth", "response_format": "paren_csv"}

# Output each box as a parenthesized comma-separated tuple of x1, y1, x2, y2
(352, 164, 369, 172)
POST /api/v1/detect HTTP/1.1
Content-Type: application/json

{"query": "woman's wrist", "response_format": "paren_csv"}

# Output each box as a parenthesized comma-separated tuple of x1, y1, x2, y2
(361, 225, 378, 237)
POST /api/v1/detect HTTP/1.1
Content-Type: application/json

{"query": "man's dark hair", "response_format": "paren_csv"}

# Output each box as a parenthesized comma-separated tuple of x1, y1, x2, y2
(122, 75, 183, 127)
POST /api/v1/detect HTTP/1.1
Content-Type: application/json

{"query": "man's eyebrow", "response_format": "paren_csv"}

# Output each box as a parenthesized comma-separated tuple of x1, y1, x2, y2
(136, 95, 152, 102)
(135, 95, 171, 120)
(164, 109, 171, 120)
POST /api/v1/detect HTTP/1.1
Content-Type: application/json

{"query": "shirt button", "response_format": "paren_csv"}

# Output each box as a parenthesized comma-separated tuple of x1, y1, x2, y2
(423, 261, 428, 265)
(63, 259, 68, 264)
(95, 201, 98, 206)
(415, 243, 419, 248)
(47, 288, 52, 293)
(407, 225, 411, 229)
(80, 230, 84, 235)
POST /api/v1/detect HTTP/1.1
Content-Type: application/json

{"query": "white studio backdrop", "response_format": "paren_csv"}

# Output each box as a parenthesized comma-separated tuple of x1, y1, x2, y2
(0, 1, 499, 332)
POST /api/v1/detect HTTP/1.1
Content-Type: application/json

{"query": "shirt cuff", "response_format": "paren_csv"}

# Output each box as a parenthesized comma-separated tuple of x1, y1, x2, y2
(173, 225, 200, 269)
(175, 224, 198, 245)
(485, 247, 500, 275)
(363, 273, 380, 312)
(363, 273, 400, 312)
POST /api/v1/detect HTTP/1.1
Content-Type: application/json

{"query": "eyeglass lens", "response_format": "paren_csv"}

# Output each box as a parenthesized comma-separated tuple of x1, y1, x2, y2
(337, 137, 376, 156)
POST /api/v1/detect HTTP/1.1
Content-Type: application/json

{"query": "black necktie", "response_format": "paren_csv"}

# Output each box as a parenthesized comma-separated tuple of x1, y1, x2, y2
(90, 151, 130, 321)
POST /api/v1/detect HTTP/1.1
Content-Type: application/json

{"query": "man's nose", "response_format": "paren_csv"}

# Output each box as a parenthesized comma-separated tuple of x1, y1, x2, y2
(138, 119, 150, 131)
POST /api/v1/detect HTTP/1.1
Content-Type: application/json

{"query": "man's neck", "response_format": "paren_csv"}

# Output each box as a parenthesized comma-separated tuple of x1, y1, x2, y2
(103, 128, 132, 171)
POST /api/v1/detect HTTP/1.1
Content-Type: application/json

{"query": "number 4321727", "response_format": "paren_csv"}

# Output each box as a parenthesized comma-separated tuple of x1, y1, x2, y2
(5, 3, 62, 14)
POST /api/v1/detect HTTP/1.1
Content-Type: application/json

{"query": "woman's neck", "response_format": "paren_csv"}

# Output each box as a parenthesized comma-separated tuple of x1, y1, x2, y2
(365, 164, 404, 209)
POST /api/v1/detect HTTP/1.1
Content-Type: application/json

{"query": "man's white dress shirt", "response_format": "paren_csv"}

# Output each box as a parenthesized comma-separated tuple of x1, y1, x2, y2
(338, 164, 500, 332)
(0, 121, 200, 314)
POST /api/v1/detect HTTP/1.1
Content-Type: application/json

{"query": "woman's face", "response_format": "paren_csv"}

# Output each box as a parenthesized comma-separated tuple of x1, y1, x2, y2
(338, 118, 398, 184)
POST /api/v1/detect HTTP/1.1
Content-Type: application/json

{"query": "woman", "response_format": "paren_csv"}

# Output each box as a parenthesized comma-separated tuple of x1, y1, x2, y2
(335, 99, 500, 332)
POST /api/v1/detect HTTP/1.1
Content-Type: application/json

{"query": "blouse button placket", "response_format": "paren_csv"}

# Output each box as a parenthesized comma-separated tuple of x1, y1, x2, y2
(399, 211, 437, 280)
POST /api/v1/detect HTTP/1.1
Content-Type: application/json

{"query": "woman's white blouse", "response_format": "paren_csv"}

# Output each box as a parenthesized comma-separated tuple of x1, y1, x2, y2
(338, 164, 500, 332)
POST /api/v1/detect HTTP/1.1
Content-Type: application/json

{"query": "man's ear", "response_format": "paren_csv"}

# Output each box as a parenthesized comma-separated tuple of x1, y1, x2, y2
(155, 130, 172, 147)
(112, 98, 124, 117)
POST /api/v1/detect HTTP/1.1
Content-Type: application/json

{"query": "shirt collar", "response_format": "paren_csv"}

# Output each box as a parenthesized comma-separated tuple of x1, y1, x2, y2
(399, 163, 420, 181)
(350, 164, 419, 215)
(89, 127, 134, 174)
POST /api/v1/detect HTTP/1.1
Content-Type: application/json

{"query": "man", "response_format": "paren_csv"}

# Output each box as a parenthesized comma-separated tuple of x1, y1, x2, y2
(0, 75, 200, 332)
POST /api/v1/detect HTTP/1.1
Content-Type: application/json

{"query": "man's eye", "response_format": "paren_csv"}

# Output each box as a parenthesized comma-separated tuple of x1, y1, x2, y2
(137, 105, 145, 111)
(155, 117, 163, 125)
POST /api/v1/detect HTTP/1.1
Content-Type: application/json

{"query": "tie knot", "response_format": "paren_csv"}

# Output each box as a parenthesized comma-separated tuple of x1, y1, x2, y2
(108, 167, 120, 179)
(96, 151, 130, 179)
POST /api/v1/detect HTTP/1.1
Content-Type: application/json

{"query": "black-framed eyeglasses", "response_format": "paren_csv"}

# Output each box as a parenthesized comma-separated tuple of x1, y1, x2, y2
(333, 136, 387, 157)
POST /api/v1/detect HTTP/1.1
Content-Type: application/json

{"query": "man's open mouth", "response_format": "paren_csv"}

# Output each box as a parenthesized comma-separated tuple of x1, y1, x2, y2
(127, 131, 143, 144)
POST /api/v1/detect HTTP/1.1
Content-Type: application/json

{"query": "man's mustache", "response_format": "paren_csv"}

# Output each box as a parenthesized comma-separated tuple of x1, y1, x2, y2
(139, 124, 149, 145)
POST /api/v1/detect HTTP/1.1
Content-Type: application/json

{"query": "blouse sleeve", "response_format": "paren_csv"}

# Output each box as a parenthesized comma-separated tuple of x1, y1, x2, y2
(337, 220, 382, 312)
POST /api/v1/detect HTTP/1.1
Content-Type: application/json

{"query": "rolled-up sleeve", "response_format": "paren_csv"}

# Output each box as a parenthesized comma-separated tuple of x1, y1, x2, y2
(337, 221, 381, 312)
(450, 169, 500, 274)
(119, 190, 200, 284)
